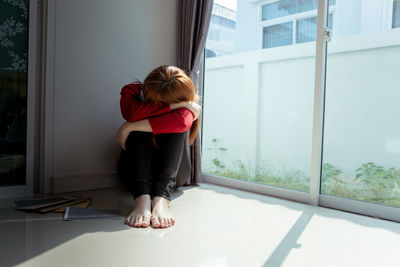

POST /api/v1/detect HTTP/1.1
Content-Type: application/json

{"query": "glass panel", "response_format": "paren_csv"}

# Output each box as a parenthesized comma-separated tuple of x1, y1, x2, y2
(296, 14, 333, 44)
(205, 2, 237, 57)
(322, 0, 400, 207)
(262, 0, 335, 21)
(296, 16, 317, 44)
(211, 14, 236, 29)
(394, 0, 400, 28)
(0, 0, 28, 187)
(203, 0, 316, 192)
(262, 22, 293, 48)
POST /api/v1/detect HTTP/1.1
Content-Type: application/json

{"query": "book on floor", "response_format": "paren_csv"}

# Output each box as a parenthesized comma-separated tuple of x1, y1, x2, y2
(37, 198, 92, 213)
(54, 199, 92, 213)
(63, 207, 124, 221)
(14, 196, 78, 210)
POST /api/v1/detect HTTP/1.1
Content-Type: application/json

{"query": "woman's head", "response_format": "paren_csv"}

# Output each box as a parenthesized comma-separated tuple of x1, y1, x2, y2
(141, 65, 200, 145)
(142, 65, 197, 104)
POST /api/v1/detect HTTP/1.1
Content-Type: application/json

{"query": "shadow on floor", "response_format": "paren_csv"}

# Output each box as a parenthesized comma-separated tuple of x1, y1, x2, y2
(0, 186, 189, 267)
(194, 182, 400, 234)
(263, 211, 313, 267)
(191, 183, 400, 267)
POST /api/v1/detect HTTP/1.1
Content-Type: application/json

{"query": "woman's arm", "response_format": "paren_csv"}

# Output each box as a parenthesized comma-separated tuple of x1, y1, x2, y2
(116, 119, 152, 150)
(148, 108, 195, 134)
(170, 101, 201, 120)
(116, 108, 195, 150)
(120, 83, 201, 121)
(120, 83, 170, 122)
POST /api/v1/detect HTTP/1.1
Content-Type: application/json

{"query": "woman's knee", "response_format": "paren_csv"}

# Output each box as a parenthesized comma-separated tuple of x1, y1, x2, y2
(125, 131, 152, 150)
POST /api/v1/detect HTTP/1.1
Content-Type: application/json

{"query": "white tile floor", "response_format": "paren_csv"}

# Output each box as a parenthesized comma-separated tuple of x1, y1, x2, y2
(1, 183, 400, 267)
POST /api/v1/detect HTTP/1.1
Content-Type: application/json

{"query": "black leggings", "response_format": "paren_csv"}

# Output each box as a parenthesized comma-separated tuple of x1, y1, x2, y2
(116, 131, 186, 201)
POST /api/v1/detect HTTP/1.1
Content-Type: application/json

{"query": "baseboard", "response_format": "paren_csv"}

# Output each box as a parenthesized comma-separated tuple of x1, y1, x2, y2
(52, 172, 122, 194)
(0, 185, 26, 200)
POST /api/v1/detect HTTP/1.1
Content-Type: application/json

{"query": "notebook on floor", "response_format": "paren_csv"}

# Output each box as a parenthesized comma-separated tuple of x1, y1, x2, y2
(15, 196, 77, 210)
(63, 207, 124, 221)
(38, 198, 91, 213)
(54, 199, 92, 213)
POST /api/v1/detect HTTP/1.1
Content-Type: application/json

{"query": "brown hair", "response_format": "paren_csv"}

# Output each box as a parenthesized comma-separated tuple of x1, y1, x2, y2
(141, 65, 200, 145)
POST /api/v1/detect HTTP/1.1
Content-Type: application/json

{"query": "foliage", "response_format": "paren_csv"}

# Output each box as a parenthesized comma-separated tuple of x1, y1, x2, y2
(353, 162, 400, 203)
(205, 138, 400, 207)
(321, 163, 350, 197)
(205, 154, 400, 206)
(0, 0, 28, 71)
(208, 155, 310, 192)
(208, 138, 228, 172)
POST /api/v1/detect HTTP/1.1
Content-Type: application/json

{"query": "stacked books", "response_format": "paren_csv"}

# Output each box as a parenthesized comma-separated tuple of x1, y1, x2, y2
(14, 196, 124, 221)
(14, 196, 92, 213)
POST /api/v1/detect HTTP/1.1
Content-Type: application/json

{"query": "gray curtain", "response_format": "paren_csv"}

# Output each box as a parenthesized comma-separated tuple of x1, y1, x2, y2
(179, 0, 213, 185)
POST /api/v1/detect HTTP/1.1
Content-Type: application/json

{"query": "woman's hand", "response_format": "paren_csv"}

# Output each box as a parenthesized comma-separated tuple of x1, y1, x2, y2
(185, 102, 201, 120)
(116, 122, 131, 150)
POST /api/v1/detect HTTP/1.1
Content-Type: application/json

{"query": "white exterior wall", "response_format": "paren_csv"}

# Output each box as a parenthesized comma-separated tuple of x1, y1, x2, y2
(202, 61, 259, 172)
(234, 0, 259, 53)
(202, 29, 400, 177)
(258, 53, 314, 174)
(334, 0, 362, 37)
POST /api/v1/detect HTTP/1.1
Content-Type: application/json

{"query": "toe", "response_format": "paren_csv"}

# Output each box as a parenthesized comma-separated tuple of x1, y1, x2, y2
(151, 217, 161, 228)
(160, 218, 166, 228)
(157, 217, 164, 227)
(136, 216, 143, 226)
(142, 217, 150, 227)
(131, 215, 137, 225)
(133, 216, 141, 227)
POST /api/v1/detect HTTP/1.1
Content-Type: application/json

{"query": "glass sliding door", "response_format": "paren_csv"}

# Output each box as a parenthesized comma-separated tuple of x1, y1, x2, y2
(321, 0, 400, 208)
(201, 0, 338, 194)
(0, 0, 29, 188)
(201, 0, 400, 221)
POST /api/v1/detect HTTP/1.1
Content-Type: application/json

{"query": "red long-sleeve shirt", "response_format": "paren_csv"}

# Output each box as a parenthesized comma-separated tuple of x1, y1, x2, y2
(120, 83, 194, 134)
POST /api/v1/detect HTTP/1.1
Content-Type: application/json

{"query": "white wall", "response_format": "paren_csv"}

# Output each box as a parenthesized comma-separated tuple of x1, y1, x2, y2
(234, 0, 258, 53)
(202, 29, 400, 178)
(258, 55, 315, 174)
(202, 63, 259, 172)
(49, 0, 178, 190)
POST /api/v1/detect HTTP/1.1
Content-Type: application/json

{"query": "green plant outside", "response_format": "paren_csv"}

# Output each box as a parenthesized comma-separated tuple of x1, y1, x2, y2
(204, 153, 311, 192)
(203, 159, 400, 208)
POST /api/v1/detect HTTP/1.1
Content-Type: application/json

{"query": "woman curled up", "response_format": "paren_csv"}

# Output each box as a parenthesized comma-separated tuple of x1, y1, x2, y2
(116, 65, 201, 228)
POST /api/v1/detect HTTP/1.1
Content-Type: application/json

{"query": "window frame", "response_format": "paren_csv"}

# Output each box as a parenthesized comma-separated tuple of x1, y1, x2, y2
(392, 0, 400, 29)
(0, 0, 39, 199)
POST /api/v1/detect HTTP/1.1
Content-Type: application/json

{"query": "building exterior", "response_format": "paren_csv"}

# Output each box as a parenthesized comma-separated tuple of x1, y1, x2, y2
(207, 0, 400, 55)
(206, 3, 237, 57)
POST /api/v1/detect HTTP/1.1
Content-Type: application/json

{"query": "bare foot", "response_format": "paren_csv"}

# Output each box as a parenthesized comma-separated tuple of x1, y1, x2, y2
(151, 196, 175, 228)
(126, 194, 152, 228)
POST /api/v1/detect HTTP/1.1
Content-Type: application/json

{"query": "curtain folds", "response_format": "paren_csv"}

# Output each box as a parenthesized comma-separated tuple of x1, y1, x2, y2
(179, 0, 214, 185)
